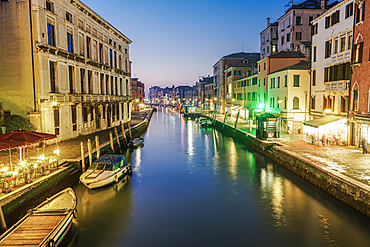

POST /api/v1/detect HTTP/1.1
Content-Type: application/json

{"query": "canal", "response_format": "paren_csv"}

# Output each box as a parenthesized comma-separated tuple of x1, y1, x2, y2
(68, 108, 370, 247)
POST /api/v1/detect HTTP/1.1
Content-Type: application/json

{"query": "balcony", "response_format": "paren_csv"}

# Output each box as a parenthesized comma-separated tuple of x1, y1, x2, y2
(48, 93, 131, 104)
(330, 51, 351, 64)
(325, 80, 349, 92)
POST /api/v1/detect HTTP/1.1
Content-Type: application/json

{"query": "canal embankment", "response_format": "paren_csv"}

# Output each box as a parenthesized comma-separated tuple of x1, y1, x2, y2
(213, 118, 370, 217)
(0, 109, 154, 229)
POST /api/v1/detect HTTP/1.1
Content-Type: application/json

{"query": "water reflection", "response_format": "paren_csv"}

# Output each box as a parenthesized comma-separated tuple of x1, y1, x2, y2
(228, 140, 238, 181)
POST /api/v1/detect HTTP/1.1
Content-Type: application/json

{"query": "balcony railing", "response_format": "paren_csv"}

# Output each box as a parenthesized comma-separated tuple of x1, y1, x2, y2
(325, 80, 349, 91)
(48, 93, 131, 104)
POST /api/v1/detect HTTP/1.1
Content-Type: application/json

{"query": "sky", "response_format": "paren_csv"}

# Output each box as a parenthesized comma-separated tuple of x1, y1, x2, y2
(81, 0, 296, 89)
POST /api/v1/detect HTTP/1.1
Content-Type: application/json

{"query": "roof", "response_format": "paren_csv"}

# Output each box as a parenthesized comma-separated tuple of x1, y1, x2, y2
(94, 154, 126, 165)
(303, 116, 343, 128)
(222, 52, 260, 60)
(269, 51, 305, 59)
(269, 61, 310, 75)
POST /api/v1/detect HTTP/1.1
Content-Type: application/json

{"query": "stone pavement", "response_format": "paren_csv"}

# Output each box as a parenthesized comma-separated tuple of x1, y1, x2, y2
(214, 113, 370, 188)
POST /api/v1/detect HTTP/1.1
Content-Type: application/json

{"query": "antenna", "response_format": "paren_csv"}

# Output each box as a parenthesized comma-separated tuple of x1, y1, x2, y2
(242, 42, 244, 52)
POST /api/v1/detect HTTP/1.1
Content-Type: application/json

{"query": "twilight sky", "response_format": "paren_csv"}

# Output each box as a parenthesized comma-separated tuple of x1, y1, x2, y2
(81, 0, 294, 88)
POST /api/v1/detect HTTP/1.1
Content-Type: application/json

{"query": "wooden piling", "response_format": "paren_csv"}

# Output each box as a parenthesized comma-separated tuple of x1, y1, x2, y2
(0, 206, 7, 233)
(114, 127, 121, 149)
(87, 139, 92, 166)
(95, 136, 100, 158)
(109, 132, 114, 152)
(128, 122, 133, 140)
(120, 122, 127, 146)
(222, 111, 228, 132)
(233, 110, 240, 136)
(80, 142, 85, 171)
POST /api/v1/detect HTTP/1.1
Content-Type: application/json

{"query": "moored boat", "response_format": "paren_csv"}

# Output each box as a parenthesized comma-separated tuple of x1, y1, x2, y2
(128, 138, 144, 148)
(199, 119, 212, 128)
(0, 187, 77, 247)
(79, 154, 131, 189)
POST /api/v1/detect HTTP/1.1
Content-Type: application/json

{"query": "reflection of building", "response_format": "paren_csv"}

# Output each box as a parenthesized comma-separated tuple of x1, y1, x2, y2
(131, 78, 145, 111)
(0, 0, 132, 141)
(267, 61, 310, 134)
(349, 0, 369, 147)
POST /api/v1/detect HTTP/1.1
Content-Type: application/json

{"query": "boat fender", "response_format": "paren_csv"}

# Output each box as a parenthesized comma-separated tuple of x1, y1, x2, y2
(73, 209, 78, 219)
(49, 239, 55, 247)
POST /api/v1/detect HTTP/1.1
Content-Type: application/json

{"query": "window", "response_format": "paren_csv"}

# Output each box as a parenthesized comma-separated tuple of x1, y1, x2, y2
(295, 32, 302, 41)
(86, 36, 91, 59)
(100, 73, 104, 94)
(264, 78, 266, 86)
(71, 105, 77, 131)
(341, 96, 348, 112)
(340, 36, 346, 52)
(353, 42, 363, 64)
(106, 75, 109, 95)
(46, 0, 54, 12)
(284, 75, 287, 87)
(293, 75, 300, 87)
(252, 77, 257, 85)
(346, 2, 354, 18)
(267, 46, 270, 54)
(288, 17, 291, 26)
(296, 16, 302, 25)
(54, 108, 59, 135)
(79, 33, 84, 56)
(348, 34, 352, 50)
(47, 24, 55, 46)
(332, 10, 340, 25)
(69, 66, 74, 94)
(281, 36, 285, 45)
(66, 12, 72, 23)
(80, 69, 85, 94)
(282, 21, 285, 30)
(67, 32, 73, 53)
(333, 38, 338, 54)
(312, 23, 318, 35)
(325, 40, 332, 58)
(313, 46, 317, 62)
(277, 77, 280, 88)
(309, 16, 314, 25)
(325, 16, 331, 28)
(293, 97, 299, 109)
(312, 70, 316, 86)
(353, 90, 358, 111)
(114, 51, 117, 68)
(109, 49, 113, 67)
(234, 70, 241, 76)
(287, 33, 291, 42)
(50, 61, 57, 92)
(227, 71, 232, 77)
(356, 2, 365, 23)
(99, 43, 103, 63)
(88, 70, 93, 94)
(311, 96, 315, 110)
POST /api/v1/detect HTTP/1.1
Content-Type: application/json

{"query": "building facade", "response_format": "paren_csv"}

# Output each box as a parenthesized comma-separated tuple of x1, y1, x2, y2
(131, 78, 145, 111)
(0, 0, 132, 141)
(260, 18, 279, 59)
(349, 0, 369, 147)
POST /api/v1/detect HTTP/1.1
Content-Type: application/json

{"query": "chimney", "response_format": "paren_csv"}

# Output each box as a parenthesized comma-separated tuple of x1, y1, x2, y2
(267, 18, 270, 27)
(320, 0, 328, 9)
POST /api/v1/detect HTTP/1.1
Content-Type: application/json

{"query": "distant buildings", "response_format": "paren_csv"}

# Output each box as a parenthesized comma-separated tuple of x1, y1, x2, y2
(0, 0, 132, 141)
(131, 78, 145, 111)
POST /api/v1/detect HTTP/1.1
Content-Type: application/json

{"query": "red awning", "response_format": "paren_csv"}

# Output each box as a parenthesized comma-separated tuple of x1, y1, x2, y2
(0, 129, 56, 145)
(0, 139, 26, 151)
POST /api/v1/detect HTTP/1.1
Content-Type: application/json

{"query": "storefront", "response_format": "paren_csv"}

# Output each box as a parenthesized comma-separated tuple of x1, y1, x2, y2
(303, 116, 347, 146)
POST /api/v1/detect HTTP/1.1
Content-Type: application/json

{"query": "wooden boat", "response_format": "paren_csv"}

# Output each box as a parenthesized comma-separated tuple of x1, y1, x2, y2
(0, 187, 77, 247)
(79, 154, 132, 189)
(128, 138, 144, 148)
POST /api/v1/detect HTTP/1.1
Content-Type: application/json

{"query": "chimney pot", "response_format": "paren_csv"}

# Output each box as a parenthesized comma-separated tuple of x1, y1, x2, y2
(267, 18, 270, 27)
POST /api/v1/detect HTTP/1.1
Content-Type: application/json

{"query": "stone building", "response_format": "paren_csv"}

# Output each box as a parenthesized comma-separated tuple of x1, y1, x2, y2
(349, 0, 369, 147)
(131, 78, 145, 111)
(0, 0, 132, 141)
(260, 18, 279, 59)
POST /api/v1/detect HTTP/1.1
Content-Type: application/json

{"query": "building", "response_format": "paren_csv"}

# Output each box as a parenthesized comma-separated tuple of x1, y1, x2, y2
(213, 52, 260, 113)
(267, 61, 311, 134)
(260, 18, 279, 59)
(277, 0, 330, 56)
(131, 78, 145, 111)
(0, 0, 132, 141)
(149, 86, 161, 104)
(257, 51, 306, 114)
(349, 0, 368, 147)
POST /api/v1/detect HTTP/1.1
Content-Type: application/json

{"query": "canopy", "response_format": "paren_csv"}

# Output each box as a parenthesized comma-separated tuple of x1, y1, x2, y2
(0, 139, 26, 151)
(0, 129, 56, 144)
(303, 116, 342, 128)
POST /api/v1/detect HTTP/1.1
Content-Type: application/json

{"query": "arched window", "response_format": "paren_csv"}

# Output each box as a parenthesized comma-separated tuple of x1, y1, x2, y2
(293, 97, 299, 109)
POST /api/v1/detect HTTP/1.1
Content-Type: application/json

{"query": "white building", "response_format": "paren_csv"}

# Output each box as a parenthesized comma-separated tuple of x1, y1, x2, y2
(0, 0, 132, 141)
(267, 61, 311, 134)
(311, 0, 354, 118)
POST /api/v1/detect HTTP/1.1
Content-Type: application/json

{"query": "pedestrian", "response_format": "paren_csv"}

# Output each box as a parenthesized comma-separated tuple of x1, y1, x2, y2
(361, 138, 368, 154)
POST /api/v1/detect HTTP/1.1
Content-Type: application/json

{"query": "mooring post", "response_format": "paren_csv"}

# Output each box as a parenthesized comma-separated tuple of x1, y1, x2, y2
(109, 132, 114, 152)
(114, 127, 121, 150)
(128, 122, 133, 140)
(80, 142, 85, 172)
(87, 139, 92, 166)
(233, 110, 240, 136)
(222, 111, 228, 132)
(0, 206, 7, 233)
(95, 136, 100, 158)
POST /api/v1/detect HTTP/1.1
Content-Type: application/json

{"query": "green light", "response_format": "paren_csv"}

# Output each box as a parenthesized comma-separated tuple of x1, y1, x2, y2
(257, 102, 264, 109)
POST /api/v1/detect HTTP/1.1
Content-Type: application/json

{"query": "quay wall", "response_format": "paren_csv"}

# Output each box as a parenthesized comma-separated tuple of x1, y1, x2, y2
(213, 120, 370, 217)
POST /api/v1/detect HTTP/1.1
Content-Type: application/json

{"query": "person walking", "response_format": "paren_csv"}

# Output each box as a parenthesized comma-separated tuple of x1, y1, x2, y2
(362, 138, 368, 154)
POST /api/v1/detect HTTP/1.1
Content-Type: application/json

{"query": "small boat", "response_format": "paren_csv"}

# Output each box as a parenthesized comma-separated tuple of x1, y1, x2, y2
(0, 187, 77, 247)
(79, 154, 131, 189)
(199, 118, 212, 127)
(128, 138, 144, 148)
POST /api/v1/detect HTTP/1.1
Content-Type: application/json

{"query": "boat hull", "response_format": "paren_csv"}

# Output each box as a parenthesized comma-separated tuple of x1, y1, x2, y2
(80, 165, 131, 189)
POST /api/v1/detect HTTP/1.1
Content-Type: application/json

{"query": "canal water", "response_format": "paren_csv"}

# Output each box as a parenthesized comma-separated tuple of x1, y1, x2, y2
(68, 108, 370, 247)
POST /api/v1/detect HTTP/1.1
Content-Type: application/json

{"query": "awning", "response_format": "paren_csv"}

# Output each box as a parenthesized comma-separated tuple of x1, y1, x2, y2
(303, 116, 343, 128)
